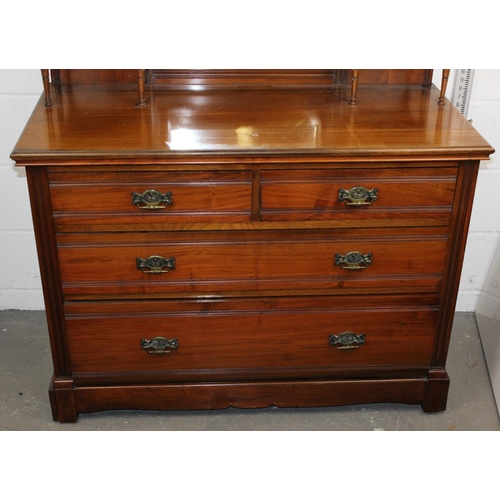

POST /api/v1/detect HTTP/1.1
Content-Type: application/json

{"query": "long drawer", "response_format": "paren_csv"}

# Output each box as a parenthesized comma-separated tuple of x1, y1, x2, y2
(49, 170, 253, 227)
(261, 167, 458, 224)
(64, 295, 439, 377)
(56, 228, 449, 296)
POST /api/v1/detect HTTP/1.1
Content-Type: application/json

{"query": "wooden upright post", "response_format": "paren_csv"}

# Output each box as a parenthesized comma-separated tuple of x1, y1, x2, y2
(438, 69, 450, 105)
(136, 69, 147, 108)
(41, 69, 52, 106)
(350, 69, 359, 106)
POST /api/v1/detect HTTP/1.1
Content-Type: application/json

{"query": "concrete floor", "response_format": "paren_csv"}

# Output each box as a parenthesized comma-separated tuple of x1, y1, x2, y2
(1, 310, 499, 431)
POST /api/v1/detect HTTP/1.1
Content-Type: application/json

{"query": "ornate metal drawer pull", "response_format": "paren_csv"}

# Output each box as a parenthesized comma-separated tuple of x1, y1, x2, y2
(338, 186, 378, 205)
(141, 337, 178, 354)
(132, 189, 173, 210)
(136, 255, 175, 274)
(329, 332, 366, 350)
(335, 251, 372, 270)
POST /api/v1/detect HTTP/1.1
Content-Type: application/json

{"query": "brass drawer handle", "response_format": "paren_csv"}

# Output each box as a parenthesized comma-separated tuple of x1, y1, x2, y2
(136, 255, 175, 274)
(338, 186, 378, 205)
(335, 251, 372, 270)
(141, 337, 178, 354)
(329, 332, 366, 350)
(132, 189, 173, 210)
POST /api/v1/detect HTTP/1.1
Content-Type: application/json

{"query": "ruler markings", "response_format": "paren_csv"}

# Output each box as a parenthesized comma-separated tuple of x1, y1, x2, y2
(452, 69, 475, 118)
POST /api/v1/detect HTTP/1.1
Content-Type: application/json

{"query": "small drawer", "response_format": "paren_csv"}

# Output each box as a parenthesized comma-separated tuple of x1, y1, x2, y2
(261, 167, 458, 224)
(49, 170, 253, 228)
(56, 228, 448, 296)
(64, 295, 439, 377)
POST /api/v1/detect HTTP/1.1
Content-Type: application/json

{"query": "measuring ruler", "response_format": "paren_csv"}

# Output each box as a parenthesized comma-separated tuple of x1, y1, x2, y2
(452, 69, 475, 118)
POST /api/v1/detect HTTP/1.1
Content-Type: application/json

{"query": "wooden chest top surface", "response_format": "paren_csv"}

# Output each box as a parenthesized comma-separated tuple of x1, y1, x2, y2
(11, 84, 493, 163)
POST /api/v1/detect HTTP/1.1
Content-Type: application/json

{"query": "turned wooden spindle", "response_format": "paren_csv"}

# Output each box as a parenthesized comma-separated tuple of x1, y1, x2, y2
(438, 69, 450, 105)
(41, 69, 52, 106)
(136, 69, 147, 108)
(350, 69, 360, 106)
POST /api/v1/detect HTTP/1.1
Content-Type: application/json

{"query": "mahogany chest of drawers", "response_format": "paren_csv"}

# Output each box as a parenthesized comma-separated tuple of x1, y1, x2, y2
(11, 70, 494, 422)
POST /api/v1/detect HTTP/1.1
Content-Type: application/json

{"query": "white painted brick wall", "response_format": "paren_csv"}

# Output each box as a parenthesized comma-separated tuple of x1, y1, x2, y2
(0, 69, 44, 309)
(455, 69, 500, 311)
(1, 69, 499, 310)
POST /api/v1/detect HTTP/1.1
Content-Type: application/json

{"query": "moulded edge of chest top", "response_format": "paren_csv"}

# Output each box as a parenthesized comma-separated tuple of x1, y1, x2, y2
(10, 146, 494, 169)
(32, 160, 471, 174)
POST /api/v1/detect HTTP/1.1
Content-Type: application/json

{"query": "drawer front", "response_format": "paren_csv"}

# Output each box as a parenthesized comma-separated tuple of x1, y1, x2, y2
(261, 167, 458, 224)
(57, 229, 448, 296)
(65, 295, 439, 376)
(49, 170, 253, 227)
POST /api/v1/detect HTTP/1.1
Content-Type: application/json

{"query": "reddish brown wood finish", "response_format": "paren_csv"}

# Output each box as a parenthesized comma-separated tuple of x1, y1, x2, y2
(12, 86, 492, 161)
(433, 161, 482, 368)
(25, 168, 71, 377)
(151, 69, 345, 88)
(151, 69, 433, 89)
(56, 228, 449, 297)
(439, 69, 451, 105)
(422, 368, 450, 412)
(73, 379, 429, 415)
(41, 69, 52, 106)
(11, 71, 494, 422)
(135, 69, 146, 108)
(64, 295, 439, 375)
(51, 69, 138, 85)
(49, 170, 253, 226)
(261, 166, 457, 223)
(346, 69, 433, 86)
(350, 69, 360, 105)
(44, 68, 435, 114)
